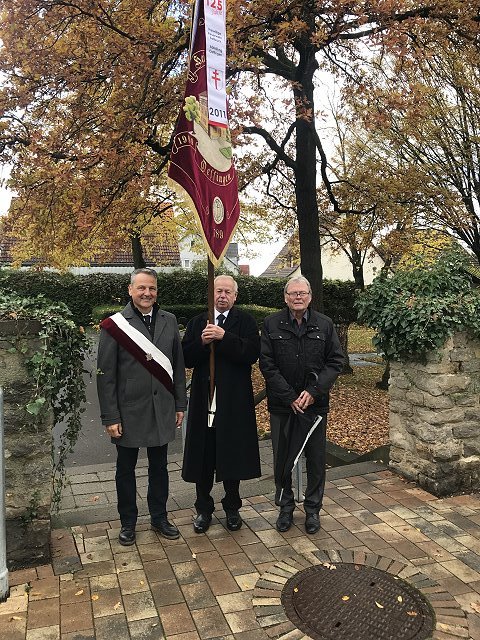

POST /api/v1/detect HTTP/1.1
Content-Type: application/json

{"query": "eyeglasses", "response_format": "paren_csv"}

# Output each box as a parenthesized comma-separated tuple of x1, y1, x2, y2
(286, 291, 310, 298)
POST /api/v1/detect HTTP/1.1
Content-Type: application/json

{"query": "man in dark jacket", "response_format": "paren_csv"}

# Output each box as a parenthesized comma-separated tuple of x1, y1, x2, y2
(182, 275, 261, 534)
(260, 276, 343, 534)
(97, 268, 187, 546)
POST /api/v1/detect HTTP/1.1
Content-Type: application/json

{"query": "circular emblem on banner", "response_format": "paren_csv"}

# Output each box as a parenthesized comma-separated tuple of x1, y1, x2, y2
(212, 197, 225, 224)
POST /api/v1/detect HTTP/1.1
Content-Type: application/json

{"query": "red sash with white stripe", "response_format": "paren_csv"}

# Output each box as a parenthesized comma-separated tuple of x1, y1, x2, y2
(100, 313, 174, 395)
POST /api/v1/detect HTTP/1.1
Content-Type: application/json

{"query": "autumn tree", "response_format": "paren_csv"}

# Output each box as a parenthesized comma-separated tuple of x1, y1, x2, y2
(1, 0, 480, 285)
(0, 0, 190, 268)
(339, 37, 480, 266)
(227, 0, 480, 308)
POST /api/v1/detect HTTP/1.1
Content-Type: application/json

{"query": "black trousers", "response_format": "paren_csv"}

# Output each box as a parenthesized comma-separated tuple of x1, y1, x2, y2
(116, 444, 168, 527)
(269, 412, 327, 515)
(195, 427, 242, 515)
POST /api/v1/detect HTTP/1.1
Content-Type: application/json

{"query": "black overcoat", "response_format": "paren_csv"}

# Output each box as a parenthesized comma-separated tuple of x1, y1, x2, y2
(181, 306, 261, 482)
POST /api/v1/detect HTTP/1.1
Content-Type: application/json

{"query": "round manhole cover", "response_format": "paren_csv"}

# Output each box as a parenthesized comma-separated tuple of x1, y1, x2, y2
(281, 563, 435, 640)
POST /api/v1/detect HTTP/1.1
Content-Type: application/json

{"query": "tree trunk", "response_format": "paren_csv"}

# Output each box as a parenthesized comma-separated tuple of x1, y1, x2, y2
(335, 322, 353, 374)
(294, 43, 323, 312)
(350, 246, 365, 290)
(376, 361, 390, 390)
(131, 233, 146, 269)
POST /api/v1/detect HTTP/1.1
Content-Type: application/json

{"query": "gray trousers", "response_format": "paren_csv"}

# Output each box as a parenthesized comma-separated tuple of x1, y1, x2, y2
(270, 412, 327, 515)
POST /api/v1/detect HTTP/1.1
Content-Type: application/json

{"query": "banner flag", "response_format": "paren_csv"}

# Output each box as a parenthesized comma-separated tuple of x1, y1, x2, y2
(168, 0, 240, 266)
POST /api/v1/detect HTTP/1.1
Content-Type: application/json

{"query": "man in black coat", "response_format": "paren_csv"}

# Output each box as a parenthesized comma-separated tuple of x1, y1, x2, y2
(182, 275, 261, 533)
(260, 276, 344, 534)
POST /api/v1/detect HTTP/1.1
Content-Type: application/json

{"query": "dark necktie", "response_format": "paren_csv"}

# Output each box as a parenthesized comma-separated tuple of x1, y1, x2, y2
(143, 314, 151, 330)
(217, 313, 225, 327)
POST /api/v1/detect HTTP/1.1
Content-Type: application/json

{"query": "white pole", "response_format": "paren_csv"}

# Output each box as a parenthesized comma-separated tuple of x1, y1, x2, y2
(0, 388, 9, 602)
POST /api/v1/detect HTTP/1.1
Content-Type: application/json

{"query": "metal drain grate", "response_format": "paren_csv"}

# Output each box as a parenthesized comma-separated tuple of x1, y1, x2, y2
(281, 563, 435, 640)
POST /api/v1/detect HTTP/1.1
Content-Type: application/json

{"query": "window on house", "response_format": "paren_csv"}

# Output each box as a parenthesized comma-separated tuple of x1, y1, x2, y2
(184, 259, 190, 268)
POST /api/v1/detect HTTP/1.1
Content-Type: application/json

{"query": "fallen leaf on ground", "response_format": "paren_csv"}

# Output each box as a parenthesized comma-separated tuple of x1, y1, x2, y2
(91, 594, 99, 601)
(342, 595, 350, 601)
(75, 590, 84, 596)
(407, 611, 417, 616)
(375, 601, 384, 608)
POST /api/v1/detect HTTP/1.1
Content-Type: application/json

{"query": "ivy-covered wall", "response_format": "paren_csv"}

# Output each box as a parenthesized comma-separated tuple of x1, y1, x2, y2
(356, 249, 480, 495)
(0, 320, 53, 568)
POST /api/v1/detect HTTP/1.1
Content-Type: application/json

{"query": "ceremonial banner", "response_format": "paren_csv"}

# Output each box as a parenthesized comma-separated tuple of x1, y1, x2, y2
(168, 0, 240, 266)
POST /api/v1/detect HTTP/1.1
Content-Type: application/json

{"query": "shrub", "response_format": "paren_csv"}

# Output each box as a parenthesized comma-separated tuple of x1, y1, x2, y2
(0, 268, 358, 325)
(356, 249, 480, 361)
(92, 303, 279, 327)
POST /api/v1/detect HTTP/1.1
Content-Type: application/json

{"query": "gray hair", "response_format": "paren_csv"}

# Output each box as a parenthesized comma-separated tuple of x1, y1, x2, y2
(130, 268, 158, 284)
(284, 276, 311, 295)
(214, 274, 238, 294)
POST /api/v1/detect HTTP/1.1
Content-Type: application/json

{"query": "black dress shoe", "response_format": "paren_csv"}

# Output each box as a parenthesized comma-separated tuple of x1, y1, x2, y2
(226, 510, 243, 531)
(193, 513, 212, 534)
(151, 517, 180, 540)
(276, 510, 293, 533)
(305, 513, 320, 534)
(118, 526, 136, 546)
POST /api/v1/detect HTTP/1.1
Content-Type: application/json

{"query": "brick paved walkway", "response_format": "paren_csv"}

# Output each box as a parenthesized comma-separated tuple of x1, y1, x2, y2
(1, 442, 480, 639)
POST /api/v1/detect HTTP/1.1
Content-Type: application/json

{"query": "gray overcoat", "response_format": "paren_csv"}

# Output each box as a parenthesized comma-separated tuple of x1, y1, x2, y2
(97, 303, 187, 448)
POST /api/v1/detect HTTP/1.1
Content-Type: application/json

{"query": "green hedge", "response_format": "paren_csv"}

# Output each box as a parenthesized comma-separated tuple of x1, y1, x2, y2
(0, 268, 358, 325)
(93, 303, 281, 327)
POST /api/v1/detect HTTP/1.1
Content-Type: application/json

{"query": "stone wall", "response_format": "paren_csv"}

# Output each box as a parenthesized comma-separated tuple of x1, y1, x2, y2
(0, 320, 53, 568)
(389, 331, 480, 496)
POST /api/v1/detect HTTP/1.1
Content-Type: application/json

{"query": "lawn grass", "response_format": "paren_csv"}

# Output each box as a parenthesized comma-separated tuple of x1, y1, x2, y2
(348, 323, 376, 353)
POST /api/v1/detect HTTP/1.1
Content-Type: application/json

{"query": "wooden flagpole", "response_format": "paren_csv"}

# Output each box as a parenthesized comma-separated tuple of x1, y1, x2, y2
(208, 257, 215, 402)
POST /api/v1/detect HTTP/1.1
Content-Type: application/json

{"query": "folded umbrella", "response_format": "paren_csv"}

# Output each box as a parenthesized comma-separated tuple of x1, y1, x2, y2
(274, 406, 322, 502)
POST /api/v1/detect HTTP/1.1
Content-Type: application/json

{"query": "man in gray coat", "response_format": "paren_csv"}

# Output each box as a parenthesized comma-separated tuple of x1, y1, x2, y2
(97, 268, 187, 545)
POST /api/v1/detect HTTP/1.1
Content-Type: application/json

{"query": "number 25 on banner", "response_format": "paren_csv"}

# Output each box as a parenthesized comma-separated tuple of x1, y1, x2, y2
(207, 0, 223, 10)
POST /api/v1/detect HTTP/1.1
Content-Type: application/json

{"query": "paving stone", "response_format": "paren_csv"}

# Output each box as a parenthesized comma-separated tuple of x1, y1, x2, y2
(165, 543, 197, 565)
(60, 600, 93, 634)
(205, 570, 241, 596)
(225, 608, 259, 633)
(195, 551, 228, 573)
(441, 560, 480, 583)
(59, 577, 90, 604)
(24, 626, 60, 640)
(61, 630, 95, 640)
(150, 578, 185, 608)
(191, 605, 231, 638)
(158, 602, 196, 635)
(123, 591, 157, 622)
(89, 575, 119, 591)
(118, 569, 149, 595)
(181, 581, 217, 609)
(115, 550, 143, 572)
(143, 559, 175, 583)
(94, 614, 130, 640)
(26, 598, 60, 630)
(222, 553, 257, 577)
(91, 587, 124, 617)
(128, 617, 164, 639)
(137, 543, 167, 563)
(173, 561, 205, 585)
(74, 560, 117, 579)
(235, 573, 261, 592)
